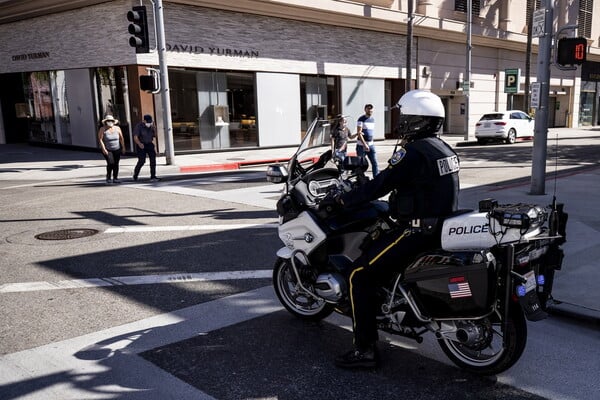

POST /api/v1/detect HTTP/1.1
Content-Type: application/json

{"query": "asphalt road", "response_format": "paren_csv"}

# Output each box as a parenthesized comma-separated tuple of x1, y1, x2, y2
(1, 134, 599, 399)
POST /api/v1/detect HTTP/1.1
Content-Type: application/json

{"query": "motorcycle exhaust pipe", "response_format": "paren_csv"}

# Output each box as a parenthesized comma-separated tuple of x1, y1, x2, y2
(456, 326, 479, 345)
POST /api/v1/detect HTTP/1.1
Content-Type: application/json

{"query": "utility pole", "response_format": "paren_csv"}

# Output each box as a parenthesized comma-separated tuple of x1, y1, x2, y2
(155, 0, 175, 165)
(530, 0, 553, 195)
(406, 0, 413, 93)
(463, 0, 472, 141)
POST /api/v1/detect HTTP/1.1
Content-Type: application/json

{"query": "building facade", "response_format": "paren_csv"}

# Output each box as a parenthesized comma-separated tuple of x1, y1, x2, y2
(0, 0, 599, 154)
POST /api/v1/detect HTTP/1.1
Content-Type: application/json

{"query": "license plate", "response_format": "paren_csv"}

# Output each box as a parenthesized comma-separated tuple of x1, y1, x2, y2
(524, 270, 536, 293)
(484, 122, 491, 128)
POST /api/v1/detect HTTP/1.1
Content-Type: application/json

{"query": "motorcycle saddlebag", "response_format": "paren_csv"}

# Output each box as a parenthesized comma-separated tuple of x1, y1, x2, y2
(403, 250, 496, 318)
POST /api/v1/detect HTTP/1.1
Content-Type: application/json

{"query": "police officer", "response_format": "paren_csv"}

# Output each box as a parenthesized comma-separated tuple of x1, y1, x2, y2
(323, 90, 460, 369)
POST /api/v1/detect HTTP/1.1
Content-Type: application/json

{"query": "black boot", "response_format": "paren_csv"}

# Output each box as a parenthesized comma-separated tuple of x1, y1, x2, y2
(335, 344, 379, 369)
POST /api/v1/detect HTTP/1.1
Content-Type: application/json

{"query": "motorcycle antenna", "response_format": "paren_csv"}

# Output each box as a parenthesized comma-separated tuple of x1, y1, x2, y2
(552, 131, 559, 201)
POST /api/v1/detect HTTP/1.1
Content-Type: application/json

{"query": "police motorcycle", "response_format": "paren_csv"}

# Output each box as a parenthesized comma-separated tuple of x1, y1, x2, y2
(265, 115, 567, 376)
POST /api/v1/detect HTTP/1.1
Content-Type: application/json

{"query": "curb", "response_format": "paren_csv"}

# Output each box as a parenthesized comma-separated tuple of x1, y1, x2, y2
(179, 157, 291, 173)
(546, 300, 600, 325)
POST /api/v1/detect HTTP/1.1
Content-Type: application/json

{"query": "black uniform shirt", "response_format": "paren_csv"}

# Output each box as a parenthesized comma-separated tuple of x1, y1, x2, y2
(340, 136, 459, 219)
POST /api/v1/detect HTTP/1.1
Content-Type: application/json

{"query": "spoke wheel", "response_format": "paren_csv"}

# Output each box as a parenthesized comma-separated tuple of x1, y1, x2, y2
(273, 258, 334, 321)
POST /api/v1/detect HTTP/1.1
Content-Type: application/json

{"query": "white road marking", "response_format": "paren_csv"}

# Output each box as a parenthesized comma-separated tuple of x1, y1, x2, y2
(135, 182, 281, 209)
(0, 286, 280, 400)
(105, 223, 277, 233)
(0, 270, 272, 294)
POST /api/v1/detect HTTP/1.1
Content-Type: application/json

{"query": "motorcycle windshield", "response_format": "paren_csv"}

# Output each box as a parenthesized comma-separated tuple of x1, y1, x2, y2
(288, 115, 354, 178)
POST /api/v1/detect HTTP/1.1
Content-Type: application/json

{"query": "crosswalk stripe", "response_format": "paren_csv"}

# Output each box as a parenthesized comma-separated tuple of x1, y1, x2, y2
(105, 223, 277, 233)
(0, 270, 272, 294)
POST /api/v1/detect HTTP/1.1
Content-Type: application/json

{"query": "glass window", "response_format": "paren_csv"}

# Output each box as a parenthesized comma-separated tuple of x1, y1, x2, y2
(579, 83, 595, 126)
(455, 0, 480, 15)
(93, 67, 132, 149)
(23, 71, 56, 143)
(579, 0, 593, 38)
(169, 69, 257, 152)
(300, 75, 340, 138)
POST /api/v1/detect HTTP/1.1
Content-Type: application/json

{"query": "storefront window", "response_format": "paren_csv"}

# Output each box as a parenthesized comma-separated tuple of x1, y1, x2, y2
(579, 81, 595, 126)
(23, 71, 56, 143)
(93, 67, 132, 149)
(300, 75, 340, 137)
(170, 69, 257, 152)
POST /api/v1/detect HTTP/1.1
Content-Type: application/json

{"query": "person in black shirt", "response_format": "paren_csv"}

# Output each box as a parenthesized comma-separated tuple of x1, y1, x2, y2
(133, 114, 160, 182)
(322, 90, 460, 369)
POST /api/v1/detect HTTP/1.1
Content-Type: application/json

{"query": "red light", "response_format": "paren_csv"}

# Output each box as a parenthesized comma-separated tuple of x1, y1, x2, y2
(494, 122, 507, 126)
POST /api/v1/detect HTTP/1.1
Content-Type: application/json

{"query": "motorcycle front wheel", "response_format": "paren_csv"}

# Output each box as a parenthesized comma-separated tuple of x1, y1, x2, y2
(437, 304, 527, 376)
(273, 257, 335, 321)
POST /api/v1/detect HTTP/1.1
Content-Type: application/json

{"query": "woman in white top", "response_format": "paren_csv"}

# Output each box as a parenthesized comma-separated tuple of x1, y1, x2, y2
(97, 115, 125, 184)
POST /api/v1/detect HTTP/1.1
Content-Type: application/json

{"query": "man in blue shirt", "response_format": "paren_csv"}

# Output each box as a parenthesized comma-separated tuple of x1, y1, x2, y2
(356, 104, 379, 176)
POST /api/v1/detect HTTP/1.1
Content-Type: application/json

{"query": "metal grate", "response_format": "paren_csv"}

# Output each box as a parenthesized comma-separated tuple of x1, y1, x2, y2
(35, 229, 99, 241)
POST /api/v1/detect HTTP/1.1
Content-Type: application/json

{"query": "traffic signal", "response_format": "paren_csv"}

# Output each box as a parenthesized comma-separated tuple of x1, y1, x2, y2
(140, 75, 158, 92)
(556, 37, 587, 66)
(127, 6, 150, 54)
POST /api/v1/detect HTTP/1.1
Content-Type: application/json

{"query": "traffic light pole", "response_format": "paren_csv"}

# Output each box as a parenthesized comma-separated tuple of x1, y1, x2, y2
(530, 0, 553, 195)
(154, 0, 175, 165)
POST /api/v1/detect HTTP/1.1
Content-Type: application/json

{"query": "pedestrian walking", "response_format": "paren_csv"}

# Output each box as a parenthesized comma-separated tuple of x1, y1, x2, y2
(133, 114, 160, 182)
(356, 104, 379, 176)
(330, 114, 355, 162)
(97, 115, 125, 184)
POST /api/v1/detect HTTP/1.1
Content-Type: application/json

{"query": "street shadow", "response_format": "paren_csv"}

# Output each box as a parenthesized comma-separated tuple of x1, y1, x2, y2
(0, 311, 548, 400)
(455, 142, 600, 168)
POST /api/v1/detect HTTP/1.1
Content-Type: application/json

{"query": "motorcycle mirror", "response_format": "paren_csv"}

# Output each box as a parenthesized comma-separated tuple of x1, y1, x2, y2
(266, 164, 289, 183)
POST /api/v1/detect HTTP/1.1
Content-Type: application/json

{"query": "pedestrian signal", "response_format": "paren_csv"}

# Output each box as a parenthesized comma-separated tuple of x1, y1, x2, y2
(556, 37, 587, 66)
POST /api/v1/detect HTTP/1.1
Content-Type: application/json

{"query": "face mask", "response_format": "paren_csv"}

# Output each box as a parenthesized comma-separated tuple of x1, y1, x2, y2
(145, 122, 152, 128)
(106, 121, 114, 127)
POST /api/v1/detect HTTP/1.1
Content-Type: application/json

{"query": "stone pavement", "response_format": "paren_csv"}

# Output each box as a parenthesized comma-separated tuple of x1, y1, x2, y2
(0, 134, 599, 323)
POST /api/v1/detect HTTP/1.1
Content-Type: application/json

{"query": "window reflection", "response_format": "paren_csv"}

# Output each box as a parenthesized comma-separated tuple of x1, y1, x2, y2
(169, 69, 257, 152)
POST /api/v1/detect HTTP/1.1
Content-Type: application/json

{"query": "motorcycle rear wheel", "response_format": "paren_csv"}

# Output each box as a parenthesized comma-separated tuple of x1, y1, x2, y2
(273, 257, 335, 321)
(437, 305, 527, 376)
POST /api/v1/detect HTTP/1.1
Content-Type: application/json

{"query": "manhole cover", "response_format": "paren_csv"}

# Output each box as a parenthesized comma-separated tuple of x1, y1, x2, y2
(35, 228, 100, 241)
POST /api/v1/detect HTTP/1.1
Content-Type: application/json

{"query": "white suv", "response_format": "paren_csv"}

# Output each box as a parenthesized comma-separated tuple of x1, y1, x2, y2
(474, 110, 534, 144)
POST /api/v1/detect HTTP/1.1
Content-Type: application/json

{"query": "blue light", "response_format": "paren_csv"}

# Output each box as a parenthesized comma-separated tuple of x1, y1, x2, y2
(516, 285, 527, 297)
(537, 274, 545, 285)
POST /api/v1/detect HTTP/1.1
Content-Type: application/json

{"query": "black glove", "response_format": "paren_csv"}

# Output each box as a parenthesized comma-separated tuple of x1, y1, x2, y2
(318, 192, 343, 213)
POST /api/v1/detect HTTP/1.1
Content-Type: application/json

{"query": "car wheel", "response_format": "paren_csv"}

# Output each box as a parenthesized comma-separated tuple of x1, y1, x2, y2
(505, 129, 516, 144)
(477, 138, 487, 145)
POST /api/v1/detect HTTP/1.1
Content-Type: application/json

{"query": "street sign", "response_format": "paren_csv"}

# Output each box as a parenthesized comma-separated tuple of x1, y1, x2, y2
(532, 8, 545, 37)
(530, 82, 540, 108)
(504, 68, 520, 93)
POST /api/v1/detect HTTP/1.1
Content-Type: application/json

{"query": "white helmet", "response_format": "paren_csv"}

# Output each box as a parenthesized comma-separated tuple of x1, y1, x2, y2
(396, 90, 444, 138)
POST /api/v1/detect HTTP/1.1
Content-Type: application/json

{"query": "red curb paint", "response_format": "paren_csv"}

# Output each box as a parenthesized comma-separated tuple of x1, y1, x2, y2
(180, 163, 240, 173)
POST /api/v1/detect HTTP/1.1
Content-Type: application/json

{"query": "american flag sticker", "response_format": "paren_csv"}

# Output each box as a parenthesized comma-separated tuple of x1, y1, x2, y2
(448, 281, 472, 298)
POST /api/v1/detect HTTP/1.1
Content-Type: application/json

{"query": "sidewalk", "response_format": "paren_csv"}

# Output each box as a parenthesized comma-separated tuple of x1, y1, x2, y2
(1, 133, 599, 324)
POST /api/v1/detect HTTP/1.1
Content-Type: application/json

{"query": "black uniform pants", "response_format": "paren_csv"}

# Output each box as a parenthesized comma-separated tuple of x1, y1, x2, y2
(349, 228, 438, 349)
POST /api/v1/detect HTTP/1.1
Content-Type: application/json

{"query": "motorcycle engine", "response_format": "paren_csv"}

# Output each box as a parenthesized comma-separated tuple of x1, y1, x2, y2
(314, 273, 346, 302)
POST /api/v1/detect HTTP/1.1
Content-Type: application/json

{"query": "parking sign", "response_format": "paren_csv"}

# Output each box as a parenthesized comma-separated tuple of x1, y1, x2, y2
(504, 69, 520, 93)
